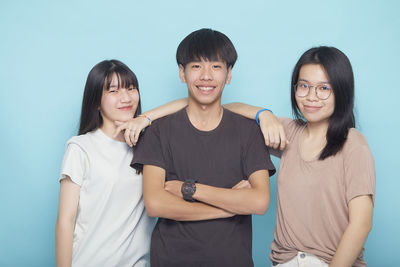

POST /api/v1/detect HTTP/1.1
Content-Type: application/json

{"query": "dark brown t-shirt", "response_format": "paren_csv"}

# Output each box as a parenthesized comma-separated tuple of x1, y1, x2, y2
(131, 108, 275, 267)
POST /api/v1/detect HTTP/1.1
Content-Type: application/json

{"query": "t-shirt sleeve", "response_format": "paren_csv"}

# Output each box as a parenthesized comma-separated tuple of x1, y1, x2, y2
(344, 144, 376, 204)
(243, 123, 276, 178)
(131, 122, 166, 172)
(59, 143, 89, 186)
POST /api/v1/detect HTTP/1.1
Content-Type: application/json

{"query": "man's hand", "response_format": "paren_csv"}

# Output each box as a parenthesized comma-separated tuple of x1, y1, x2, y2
(164, 180, 184, 198)
(232, 179, 251, 189)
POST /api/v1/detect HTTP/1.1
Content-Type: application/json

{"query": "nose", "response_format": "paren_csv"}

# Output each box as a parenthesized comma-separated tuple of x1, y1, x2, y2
(306, 86, 319, 101)
(200, 66, 212, 80)
(120, 89, 131, 102)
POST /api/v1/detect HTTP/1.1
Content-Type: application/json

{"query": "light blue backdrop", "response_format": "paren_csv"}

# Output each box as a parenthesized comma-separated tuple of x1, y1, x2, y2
(1, 0, 399, 266)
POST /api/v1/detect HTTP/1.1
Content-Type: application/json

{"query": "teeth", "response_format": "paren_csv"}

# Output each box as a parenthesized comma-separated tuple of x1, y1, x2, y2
(198, 86, 214, 91)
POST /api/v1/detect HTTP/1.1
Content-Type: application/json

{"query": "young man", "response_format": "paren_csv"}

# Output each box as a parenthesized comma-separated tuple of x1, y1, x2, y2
(131, 28, 275, 267)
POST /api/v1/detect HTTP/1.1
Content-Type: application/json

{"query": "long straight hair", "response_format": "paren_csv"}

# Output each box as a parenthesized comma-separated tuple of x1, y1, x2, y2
(291, 46, 355, 160)
(78, 60, 141, 135)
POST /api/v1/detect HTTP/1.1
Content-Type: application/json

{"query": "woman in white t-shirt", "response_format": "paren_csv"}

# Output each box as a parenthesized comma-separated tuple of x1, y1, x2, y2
(55, 60, 186, 267)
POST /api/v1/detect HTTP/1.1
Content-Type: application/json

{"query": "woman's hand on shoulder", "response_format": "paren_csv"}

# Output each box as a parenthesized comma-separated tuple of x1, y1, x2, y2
(258, 111, 289, 150)
(113, 116, 150, 147)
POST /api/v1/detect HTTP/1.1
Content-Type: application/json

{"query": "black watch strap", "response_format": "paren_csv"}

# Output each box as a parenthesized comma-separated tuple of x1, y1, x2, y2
(181, 179, 196, 202)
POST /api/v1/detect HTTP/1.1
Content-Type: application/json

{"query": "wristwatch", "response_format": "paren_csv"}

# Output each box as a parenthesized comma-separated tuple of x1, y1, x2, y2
(181, 179, 196, 202)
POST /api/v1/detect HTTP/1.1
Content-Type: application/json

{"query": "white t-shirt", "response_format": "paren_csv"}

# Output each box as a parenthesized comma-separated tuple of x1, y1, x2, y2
(60, 129, 155, 267)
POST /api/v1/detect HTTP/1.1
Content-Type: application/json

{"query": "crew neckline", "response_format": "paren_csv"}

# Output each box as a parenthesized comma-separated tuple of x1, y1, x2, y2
(94, 128, 129, 149)
(183, 107, 226, 136)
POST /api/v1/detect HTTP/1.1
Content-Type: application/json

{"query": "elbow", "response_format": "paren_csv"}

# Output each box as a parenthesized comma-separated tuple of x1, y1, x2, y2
(349, 218, 373, 236)
(144, 198, 163, 218)
(253, 196, 269, 215)
(363, 220, 373, 234)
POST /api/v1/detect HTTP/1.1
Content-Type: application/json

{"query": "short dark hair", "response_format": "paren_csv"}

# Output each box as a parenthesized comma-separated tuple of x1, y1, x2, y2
(290, 46, 355, 160)
(78, 59, 141, 135)
(176, 28, 238, 69)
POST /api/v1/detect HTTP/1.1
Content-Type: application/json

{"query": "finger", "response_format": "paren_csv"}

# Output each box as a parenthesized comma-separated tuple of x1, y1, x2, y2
(124, 128, 133, 147)
(242, 180, 251, 189)
(113, 122, 125, 138)
(273, 129, 280, 149)
(261, 128, 271, 147)
(279, 126, 289, 150)
(133, 128, 141, 146)
(232, 180, 245, 189)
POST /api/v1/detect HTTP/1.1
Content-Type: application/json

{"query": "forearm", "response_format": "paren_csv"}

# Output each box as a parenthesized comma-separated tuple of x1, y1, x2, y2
(145, 188, 233, 221)
(223, 102, 263, 119)
(143, 98, 187, 120)
(330, 221, 372, 266)
(193, 183, 269, 215)
(56, 220, 74, 267)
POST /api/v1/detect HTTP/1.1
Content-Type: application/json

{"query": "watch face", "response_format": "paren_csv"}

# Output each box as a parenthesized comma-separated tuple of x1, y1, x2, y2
(182, 180, 196, 201)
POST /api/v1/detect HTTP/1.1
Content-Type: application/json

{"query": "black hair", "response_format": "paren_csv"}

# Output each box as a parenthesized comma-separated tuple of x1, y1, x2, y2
(290, 46, 355, 160)
(78, 59, 141, 135)
(176, 28, 238, 69)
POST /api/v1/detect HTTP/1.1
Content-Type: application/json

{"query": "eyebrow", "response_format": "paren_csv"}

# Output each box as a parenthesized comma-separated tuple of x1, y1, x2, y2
(298, 78, 330, 84)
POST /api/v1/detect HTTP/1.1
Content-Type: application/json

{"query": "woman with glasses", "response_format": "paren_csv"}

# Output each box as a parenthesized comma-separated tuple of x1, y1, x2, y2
(226, 46, 375, 267)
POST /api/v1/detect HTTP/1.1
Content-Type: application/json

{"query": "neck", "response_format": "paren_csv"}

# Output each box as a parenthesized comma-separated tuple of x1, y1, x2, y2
(100, 121, 125, 142)
(186, 99, 223, 131)
(304, 120, 329, 140)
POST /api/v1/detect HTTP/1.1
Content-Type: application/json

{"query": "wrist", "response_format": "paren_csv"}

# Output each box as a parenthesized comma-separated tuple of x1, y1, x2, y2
(138, 114, 152, 126)
(181, 179, 197, 202)
(255, 108, 272, 126)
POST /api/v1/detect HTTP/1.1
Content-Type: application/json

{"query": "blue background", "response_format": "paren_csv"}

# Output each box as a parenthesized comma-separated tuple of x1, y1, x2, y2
(1, 0, 399, 266)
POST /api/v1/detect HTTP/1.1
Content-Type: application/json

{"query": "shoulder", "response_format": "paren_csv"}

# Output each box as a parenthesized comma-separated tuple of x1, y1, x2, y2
(224, 108, 256, 127)
(341, 128, 374, 160)
(65, 131, 98, 154)
(278, 117, 304, 141)
(343, 128, 370, 151)
(67, 131, 93, 145)
(150, 107, 186, 129)
(224, 109, 264, 141)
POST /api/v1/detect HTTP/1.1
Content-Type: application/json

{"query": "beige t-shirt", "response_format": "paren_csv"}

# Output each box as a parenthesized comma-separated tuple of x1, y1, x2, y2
(270, 118, 375, 267)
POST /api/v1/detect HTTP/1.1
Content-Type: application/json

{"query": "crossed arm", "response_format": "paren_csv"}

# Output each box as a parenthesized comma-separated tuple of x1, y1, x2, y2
(143, 165, 270, 221)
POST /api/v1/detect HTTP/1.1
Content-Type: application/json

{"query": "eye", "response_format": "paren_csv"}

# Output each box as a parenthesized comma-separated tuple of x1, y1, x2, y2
(191, 64, 201, 69)
(298, 82, 309, 89)
(213, 64, 222, 69)
(108, 87, 118, 93)
(319, 85, 331, 91)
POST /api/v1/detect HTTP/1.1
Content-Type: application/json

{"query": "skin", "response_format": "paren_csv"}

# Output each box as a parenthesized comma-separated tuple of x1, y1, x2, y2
(296, 64, 373, 267)
(143, 59, 271, 221)
(56, 74, 139, 267)
(224, 64, 373, 267)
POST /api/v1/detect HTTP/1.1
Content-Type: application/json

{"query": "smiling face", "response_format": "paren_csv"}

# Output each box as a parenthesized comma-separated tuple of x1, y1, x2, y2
(100, 73, 139, 128)
(295, 64, 335, 125)
(179, 59, 232, 107)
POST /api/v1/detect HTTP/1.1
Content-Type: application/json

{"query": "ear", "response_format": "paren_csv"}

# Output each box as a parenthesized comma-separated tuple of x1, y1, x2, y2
(178, 64, 186, 83)
(225, 66, 232, 84)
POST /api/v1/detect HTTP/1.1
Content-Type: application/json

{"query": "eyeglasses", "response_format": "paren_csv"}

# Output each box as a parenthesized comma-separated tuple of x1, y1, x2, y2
(294, 81, 333, 100)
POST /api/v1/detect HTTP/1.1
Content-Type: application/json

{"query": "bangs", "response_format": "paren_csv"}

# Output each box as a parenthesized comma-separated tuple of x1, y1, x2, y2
(177, 28, 237, 68)
(186, 38, 224, 63)
(104, 66, 138, 91)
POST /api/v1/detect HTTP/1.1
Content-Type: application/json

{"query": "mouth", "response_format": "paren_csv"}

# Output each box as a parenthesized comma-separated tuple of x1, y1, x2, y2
(303, 105, 322, 113)
(196, 86, 216, 94)
(118, 106, 133, 111)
